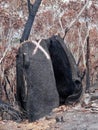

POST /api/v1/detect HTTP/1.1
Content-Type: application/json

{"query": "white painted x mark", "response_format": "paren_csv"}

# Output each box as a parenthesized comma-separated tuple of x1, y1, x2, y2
(32, 40, 50, 59)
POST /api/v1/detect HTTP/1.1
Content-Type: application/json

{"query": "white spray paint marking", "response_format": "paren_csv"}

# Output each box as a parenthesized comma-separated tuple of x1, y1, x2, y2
(32, 40, 50, 60)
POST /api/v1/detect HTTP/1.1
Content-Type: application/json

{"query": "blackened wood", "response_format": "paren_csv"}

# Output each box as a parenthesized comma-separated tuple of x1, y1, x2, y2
(20, 0, 42, 43)
(16, 40, 59, 122)
(86, 36, 90, 92)
(16, 35, 82, 121)
(48, 35, 82, 104)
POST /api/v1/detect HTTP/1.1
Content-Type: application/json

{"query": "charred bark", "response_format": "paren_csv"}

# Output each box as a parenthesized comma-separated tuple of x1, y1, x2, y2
(20, 0, 42, 43)
(48, 35, 82, 104)
(16, 35, 82, 121)
(16, 40, 59, 122)
(86, 36, 90, 92)
(16, 0, 82, 122)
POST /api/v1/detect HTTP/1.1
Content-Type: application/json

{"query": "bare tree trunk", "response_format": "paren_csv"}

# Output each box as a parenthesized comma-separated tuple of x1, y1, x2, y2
(20, 0, 42, 43)
(85, 0, 90, 92)
(86, 36, 90, 92)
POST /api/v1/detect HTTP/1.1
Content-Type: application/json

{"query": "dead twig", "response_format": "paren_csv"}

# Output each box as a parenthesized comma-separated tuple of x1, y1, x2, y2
(77, 26, 90, 69)
(63, 0, 89, 39)
(0, 100, 25, 121)
(0, 29, 13, 64)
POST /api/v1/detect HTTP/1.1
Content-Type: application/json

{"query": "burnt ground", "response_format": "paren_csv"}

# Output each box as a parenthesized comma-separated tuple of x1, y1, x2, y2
(0, 88, 98, 130)
(48, 108, 98, 130)
(0, 103, 98, 130)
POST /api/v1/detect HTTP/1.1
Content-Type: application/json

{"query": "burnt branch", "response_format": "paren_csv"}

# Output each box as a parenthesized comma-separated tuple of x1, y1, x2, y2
(20, 0, 42, 43)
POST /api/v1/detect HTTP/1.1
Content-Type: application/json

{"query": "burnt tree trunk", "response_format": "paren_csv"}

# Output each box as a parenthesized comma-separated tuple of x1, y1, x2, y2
(20, 0, 42, 43)
(86, 36, 90, 92)
(85, 0, 90, 93)
(0, 0, 83, 122)
(16, 0, 83, 122)
(16, 35, 82, 122)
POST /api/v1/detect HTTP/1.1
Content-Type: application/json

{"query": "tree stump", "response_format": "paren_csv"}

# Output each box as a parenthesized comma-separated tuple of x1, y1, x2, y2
(16, 35, 82, 122)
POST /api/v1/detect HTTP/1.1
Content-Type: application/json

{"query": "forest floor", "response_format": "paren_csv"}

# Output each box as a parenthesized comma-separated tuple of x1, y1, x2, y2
(0, 88, 98, 130)
(0, 101, 98, 130)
